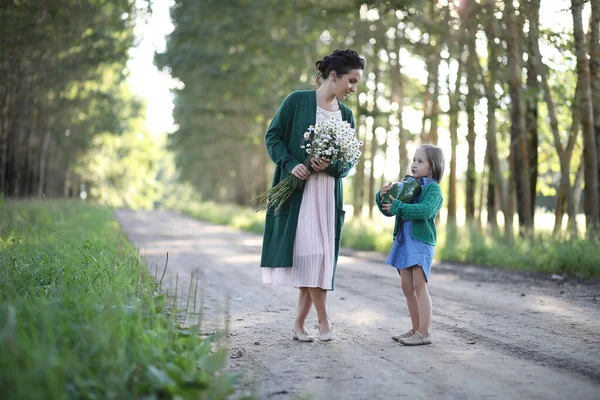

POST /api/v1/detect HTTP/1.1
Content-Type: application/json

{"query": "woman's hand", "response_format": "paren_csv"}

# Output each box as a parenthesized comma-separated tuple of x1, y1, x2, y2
(380, 182, 393, 196)
(381, 195, 396, 213)
(310, 158, 331, 172)
(291, 163, 310, 180)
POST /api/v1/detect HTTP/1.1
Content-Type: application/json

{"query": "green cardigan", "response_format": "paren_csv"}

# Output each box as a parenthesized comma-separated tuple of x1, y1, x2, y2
(375, 182, 443, 245)
(260, 90, 356, 283)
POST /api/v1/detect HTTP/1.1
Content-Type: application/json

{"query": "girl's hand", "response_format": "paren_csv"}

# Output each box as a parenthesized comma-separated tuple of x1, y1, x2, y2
(380, 182, 393, 196)
(381, 195, 396, 213)
(291, 163, 310, 180)
(310, 158, 331, 172)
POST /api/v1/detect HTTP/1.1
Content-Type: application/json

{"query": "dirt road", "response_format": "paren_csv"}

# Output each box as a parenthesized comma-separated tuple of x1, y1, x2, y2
(115, 210, 600, 400)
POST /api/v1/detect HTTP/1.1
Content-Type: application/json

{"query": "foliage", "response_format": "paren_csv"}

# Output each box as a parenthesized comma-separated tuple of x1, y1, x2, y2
(156, 0, 599, 237)
(0, 200, 242, 399)
(75, 126, 182, 210)
(156, 0, 374, 204)
(3, 0, 598, 238)
(0, 0, 149, 198)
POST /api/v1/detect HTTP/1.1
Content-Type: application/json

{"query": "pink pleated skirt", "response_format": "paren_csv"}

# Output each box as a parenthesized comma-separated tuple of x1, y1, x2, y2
(262, 172, 336, 290)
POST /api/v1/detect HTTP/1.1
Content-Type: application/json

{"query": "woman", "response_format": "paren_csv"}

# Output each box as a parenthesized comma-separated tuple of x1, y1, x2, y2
(260, 49, 365, 342)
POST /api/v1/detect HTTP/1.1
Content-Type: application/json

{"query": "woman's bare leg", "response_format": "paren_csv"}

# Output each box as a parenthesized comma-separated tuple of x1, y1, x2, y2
(400, 268, 420, 332)
(412, 266, 432, 335)
(308, 287, 331, 333)
(294, 287, 313, 333)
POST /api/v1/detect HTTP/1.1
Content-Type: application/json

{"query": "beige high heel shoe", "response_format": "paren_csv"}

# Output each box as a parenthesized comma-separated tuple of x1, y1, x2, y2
(317, 325, 336, 342)
(292, 328, 314, 342)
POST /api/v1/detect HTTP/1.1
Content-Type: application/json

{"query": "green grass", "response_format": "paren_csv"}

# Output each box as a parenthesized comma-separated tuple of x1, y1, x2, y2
(0, 200, 243, 399)
(436, 222, 600, 279)
(179, 201, 600, 280)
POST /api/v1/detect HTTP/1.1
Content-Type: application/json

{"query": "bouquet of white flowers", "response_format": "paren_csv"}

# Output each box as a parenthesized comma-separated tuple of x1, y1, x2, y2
(252, 117, 363, 213)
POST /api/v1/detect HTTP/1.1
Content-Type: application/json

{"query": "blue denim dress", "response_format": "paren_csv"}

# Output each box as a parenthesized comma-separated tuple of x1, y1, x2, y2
(385, 178, 436, 282)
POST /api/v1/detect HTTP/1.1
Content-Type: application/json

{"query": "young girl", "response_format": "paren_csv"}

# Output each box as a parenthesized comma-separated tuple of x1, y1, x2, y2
(376, 144, 444, 346)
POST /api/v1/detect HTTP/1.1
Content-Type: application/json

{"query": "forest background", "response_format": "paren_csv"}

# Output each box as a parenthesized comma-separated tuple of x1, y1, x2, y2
(2, 0, 600, 277)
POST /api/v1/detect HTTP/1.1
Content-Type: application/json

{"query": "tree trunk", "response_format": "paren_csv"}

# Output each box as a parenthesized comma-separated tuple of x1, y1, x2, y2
(461, 0, 477, 223)
(38, 119, 53, 198)
(1, 75, 18, 197)
(258, 128, 268, 195)
(421, 6, 442, 145)
(465, 44, 476, 223)
(590, 0, 600, 218)
(398, 128, 409, 180)
(568, 160, 585, 235)
(572, 0, 600, 235)
(483, 0, 506, 232)
(353, 114, 366, 219)
(446, 53, 463, 226)
(391, 24, 409, 181)
(477, 162, 487, 226)
(367, 120, 378, 220)
(379, 121, 390, 190)
(524, 0, 577, 236)
(554, 77, 581, 235)
(0, 90, 10, 196)
(504, 0, 533, 233)
(234, 150, 247, 206)
(367, 47, 383, 220)
(526, 15, 540, 226)
(506, 151, 516, 241)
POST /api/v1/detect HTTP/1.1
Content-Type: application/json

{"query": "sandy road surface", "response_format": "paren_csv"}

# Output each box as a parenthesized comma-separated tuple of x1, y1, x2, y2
(115, 210, 600, 400)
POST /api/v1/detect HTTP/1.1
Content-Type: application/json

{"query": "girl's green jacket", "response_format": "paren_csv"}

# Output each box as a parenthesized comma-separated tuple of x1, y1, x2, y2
(375, 182, 443, 245)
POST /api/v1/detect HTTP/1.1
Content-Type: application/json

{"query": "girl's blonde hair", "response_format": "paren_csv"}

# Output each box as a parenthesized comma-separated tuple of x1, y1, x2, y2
(419, 144, 445, 182)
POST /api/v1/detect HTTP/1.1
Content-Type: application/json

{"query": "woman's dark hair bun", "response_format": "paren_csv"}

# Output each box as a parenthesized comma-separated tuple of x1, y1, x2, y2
(314, 49, 365, 86)
(315, 55, 330, 73)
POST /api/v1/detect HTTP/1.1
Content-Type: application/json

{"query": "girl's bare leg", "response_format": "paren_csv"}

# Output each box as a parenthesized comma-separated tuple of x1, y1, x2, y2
(400, 268, 420, 332)
(412, 266, 432, 335)
(308, 287, 331, 333)
(294, 287, 313, 333)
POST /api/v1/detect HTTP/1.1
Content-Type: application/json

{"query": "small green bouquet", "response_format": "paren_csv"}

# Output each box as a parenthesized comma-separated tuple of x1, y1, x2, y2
(381, 175, 421, 204)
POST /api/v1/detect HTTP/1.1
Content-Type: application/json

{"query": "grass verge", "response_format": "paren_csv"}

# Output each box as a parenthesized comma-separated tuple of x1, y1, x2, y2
(0, 200, 244, 399)
(436, 223, 600, 279)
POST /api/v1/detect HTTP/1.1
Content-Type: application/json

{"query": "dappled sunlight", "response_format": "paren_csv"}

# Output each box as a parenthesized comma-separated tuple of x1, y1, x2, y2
(433, 271, 463, 283)
(431, 272, 600, 337)
(337, 255, 365, 265)
(337, 308, 389, 326)
(221, 254, 261, 265)
(238, 237, 263, 247)
(525, 295, 600, 325)
(142, 239, 197, 249)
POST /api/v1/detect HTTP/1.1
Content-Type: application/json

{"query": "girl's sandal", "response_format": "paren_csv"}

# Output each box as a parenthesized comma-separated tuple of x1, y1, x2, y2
(399, 331, 432, 346)
(392, 329, 415, 342)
